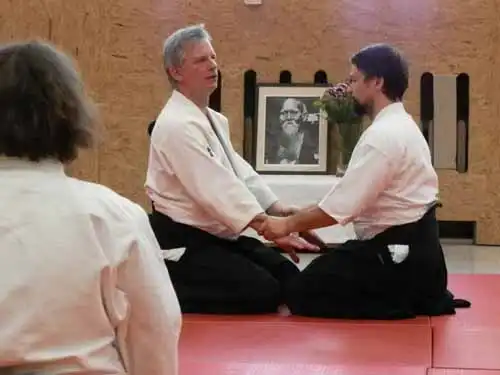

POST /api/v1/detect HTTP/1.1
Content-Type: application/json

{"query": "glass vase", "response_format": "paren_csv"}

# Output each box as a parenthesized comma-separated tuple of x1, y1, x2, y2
(328, 121, 364, 177)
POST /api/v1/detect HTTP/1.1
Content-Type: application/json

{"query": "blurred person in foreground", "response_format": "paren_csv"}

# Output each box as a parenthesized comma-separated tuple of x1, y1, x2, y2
(0, 40, 181, 375)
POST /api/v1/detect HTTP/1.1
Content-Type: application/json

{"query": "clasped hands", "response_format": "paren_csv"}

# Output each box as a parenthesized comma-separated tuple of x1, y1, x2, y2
(258, 215, 293, 240)
(258, 204, 326, 263)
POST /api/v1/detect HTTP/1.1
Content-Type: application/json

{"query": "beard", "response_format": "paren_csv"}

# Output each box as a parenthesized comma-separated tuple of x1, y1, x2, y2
(281, 121, 299, 136)
(352, 97, 371, 117)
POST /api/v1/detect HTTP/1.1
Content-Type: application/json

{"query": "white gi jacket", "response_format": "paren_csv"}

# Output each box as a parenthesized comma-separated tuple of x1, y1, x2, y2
(0, 158, 182, 375)
(145, 90, 278, 240)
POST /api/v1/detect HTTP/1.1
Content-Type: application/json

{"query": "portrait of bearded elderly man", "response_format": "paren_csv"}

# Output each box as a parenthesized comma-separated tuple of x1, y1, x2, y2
(264, 97, 320, 166)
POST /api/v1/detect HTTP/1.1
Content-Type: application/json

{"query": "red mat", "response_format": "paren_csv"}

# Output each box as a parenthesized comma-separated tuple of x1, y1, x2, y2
(184, 312, 431, 326)
(180, 319, 432, 367)
(179, 274, 500, 375)
(432, 274, 500, 329)
(428, 370, 500, 375)
(431, 274, 500, 370)
(432, 328, 500, 370)
(181, 361, 427, 375)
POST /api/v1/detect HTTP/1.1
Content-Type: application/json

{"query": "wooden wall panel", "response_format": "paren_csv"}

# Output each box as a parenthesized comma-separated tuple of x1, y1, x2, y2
(2, 0, 500, 243)
(432, 75, 458, 170)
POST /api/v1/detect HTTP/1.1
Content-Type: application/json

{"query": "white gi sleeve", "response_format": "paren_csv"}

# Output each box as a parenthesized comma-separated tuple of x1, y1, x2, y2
(116, 204, 182, 375)
(318, 143, 396, 225)
(160, 121, 265, 233)
(232, 152, 279, 210)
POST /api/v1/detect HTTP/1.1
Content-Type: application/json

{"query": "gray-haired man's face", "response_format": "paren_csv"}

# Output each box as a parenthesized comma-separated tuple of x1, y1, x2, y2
(169, 39, 218, 95)
(279, 98, 303, 136)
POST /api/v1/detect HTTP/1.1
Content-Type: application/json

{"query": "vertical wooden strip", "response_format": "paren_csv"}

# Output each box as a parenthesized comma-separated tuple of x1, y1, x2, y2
(456, 73, 469, 173)
(243, 69, 257, 162)
(314, 70, 328, 84)
(420, 72, 434, 150)
(208, 69, 222, 112)
(279, 70, 292, 84)
(433, 75, 457, 169)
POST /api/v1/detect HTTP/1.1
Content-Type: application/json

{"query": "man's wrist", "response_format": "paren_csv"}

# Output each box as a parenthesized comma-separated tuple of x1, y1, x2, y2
(248, 212, 268, 231)
(266, 201, 285, 216)
(267, 201, 296, 217)
(285, 215, 298, 234)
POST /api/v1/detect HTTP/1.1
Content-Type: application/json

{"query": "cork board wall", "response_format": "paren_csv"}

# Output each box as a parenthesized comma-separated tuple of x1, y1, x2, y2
(2, 0, 500, 244)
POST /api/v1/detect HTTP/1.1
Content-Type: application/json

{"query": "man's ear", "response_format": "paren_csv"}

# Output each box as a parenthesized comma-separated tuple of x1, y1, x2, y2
(167, 66, 182, 83)
(374, 76, 384, 91)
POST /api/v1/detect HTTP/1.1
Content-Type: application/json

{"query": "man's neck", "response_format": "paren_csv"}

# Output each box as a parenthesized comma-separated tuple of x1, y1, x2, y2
(177, 86, 209, 111)
(369, 96, 397, 120)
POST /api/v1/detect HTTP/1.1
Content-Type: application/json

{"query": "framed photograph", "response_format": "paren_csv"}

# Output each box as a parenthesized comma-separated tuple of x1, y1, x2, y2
(254, 84, 328, 174)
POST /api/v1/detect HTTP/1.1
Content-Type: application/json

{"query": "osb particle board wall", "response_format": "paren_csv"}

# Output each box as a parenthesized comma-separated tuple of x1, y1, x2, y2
(2, 0, 500, 244)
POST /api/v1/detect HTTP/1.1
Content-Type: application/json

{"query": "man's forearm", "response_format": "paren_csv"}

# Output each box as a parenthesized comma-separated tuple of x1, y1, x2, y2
(287, 205, 337, 233)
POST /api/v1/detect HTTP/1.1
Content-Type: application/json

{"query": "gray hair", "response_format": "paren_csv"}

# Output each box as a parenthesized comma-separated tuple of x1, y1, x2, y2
(162, 24, 212, 84)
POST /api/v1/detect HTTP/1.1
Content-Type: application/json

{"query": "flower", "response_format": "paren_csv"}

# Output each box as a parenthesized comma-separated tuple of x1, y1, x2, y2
(323, 82, 350, 100)
(314, 81, 363, 125)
